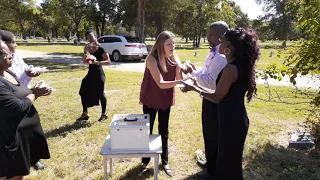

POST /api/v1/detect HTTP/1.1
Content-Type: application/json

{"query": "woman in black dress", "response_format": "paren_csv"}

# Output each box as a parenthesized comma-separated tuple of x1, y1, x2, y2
(77, 30, 111, 122)
(183, 28, 259, 180)
(0, 41, 52, 179)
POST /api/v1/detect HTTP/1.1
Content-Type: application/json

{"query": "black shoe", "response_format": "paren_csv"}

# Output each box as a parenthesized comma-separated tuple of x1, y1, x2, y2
(76, 114, 89, 122)
(32, 161, 46, 170)
(98, 113, 108, 122)
(195, 172, 214, 180)
(140, 164, 150, 175)
(162, 164, 173, 177)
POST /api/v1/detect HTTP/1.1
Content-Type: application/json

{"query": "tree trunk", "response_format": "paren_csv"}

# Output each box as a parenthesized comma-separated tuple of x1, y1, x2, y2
(197, 34, 201, 47)
(156, 12, 163, 36)
(185, 36, 188, 43)
(76, 23, 80, 42)
(19, 22, 27, 40)
(136, 0, 146, 43)
(101, 12, 106, 37)
(95, 22, 100, 38)
(55, 29, 58, 39)
(282, 0, 289, 40)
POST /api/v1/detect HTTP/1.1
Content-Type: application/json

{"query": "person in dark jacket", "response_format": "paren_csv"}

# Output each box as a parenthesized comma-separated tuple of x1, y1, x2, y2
(0, 40, 52, 180)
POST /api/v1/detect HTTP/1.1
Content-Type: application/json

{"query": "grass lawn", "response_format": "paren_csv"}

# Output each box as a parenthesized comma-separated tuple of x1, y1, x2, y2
(23, 62, 320, 180)
(17, 41, 287, 70)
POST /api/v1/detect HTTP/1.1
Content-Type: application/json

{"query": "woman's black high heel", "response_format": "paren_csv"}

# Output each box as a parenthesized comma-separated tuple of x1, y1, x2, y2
(76, 114, 89, 122)
(98, 113, 108, 122)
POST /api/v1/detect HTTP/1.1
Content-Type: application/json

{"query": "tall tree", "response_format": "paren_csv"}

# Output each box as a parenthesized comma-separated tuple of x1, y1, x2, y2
(255, 0, 297, 40)
(0, 0, 36, 39)
(58, 0, 87, 42)
(281, 0, 320, 147)
(136, 0, 146, 42)
(98, 0, 117, 36)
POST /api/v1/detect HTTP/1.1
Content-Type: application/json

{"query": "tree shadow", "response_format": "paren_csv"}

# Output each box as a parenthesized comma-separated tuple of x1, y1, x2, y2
(182, 169, 206, 180)
(45, 121, 93, 138)
(17, 42, 85, 46)
(244, 142, 320, 180)
(24, 57, 87, 72)
(117, 164, 153, 180)
(46, 52, 82, 56)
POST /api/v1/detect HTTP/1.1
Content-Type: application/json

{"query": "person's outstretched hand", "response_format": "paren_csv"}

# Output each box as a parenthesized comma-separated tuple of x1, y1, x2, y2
(25, 70, 40, 77)
(32, 86, 52, 98)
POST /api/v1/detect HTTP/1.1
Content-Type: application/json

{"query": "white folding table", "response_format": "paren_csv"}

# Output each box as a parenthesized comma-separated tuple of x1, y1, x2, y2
(100, 134, 162, 180)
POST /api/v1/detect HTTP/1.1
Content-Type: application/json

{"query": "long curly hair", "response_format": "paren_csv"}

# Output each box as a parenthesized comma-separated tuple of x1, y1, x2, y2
(224, 28, 260, 102)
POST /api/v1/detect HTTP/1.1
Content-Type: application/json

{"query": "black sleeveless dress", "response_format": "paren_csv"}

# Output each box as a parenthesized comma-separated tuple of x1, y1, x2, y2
(79, 47, 106, 107)
(0, 70, 50, 179)
(214, 62, 249, 180)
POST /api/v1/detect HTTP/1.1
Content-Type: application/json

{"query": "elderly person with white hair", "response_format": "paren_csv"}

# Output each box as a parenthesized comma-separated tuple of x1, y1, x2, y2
(0, 39, 51, 180)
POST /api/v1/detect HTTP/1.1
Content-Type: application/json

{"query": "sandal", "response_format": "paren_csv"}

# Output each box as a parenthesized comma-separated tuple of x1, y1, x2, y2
(162, 164, 173, 177)
(76, 114, 89, 122)
(98, 113, 108, 122)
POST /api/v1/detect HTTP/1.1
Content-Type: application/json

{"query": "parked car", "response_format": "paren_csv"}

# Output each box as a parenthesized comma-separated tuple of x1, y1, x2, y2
(97, 35, 148, 62)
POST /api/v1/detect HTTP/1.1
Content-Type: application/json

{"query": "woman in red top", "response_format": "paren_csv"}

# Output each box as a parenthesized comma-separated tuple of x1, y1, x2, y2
(139, 31, 185, 177)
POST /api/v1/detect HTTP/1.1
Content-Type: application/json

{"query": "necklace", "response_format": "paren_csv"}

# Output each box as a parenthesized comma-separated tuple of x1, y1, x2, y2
(228, 58, 235, 64)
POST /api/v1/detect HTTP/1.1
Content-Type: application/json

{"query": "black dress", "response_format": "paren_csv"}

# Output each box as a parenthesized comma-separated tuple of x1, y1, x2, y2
(79, 47, 106, 107)
(214, 62, 249, 180)
(0, 70, 50, 179)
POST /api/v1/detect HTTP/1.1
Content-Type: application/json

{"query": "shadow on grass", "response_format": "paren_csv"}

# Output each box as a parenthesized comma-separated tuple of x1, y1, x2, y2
(45, 121, 93, 138)
(182, 169, 206, 180)
(46, 52, 83, 56)
(24, 58, 87, 72)
(117, 164, 153, 180)
(244, 142, 320, 180)
(17, 42, 85, 46)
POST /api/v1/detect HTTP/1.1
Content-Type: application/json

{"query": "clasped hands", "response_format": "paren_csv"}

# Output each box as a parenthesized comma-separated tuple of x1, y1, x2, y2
(179, 63, 199, 92)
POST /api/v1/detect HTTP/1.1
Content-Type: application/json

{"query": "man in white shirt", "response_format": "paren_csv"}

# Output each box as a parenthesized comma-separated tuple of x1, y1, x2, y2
(10, 53, 39, 88)
(186, 21, 229, 180)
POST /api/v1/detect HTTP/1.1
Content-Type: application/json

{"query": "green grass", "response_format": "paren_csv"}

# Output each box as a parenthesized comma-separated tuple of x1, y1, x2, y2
(21, 62, 320, 180)
(18, 41, 288, 70)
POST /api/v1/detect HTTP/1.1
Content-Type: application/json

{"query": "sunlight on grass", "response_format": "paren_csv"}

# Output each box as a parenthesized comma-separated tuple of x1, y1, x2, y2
(18, 41, 288, 70)
(24, 67, 320, 180)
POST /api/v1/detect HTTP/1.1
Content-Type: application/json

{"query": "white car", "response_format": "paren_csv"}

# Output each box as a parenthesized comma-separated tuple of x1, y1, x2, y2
(97, 35, 149, 62)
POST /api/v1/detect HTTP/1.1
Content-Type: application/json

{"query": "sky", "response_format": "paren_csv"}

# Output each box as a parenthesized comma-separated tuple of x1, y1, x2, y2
(233, 0, 264, 19)
(35, 0, 264, 19)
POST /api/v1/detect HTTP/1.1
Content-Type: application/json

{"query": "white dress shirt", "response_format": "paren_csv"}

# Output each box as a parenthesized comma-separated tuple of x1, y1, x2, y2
(191, 44, 227, 90)
(9, 53, 32, 88)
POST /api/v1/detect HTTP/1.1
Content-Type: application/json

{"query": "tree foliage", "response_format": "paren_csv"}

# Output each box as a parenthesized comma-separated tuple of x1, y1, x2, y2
(0, 0, 36, 39)
(255, 0, 298, 40)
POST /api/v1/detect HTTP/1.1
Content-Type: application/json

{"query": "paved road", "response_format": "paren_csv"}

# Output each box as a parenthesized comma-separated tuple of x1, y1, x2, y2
(17, 50, 320, 90)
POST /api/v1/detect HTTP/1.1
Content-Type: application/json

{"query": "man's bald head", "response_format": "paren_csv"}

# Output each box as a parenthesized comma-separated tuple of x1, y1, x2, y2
(209, 21, 229, 38)
(207, 21, 229, 47)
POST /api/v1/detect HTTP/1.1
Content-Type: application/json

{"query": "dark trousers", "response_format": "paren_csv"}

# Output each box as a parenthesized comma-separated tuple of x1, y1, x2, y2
(201, 98, 219, 177)
(215, 109, 249, 180)
(82, 94, 107, 113)
(142, 105, 171, 165)
(202, 98, 249, 180)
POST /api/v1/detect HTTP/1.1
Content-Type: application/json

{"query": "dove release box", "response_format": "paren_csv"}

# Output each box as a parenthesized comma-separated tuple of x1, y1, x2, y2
(109, 114, 150, 151)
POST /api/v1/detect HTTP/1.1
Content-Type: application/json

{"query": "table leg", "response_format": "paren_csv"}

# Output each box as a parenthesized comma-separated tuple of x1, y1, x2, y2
(154, 154, 159, 180)
(103, 156, 108, 180)
(110, 158, 113, 175)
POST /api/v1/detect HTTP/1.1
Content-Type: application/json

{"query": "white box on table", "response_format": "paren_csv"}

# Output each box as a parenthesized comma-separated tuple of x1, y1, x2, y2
(109, 114, 150, 151)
